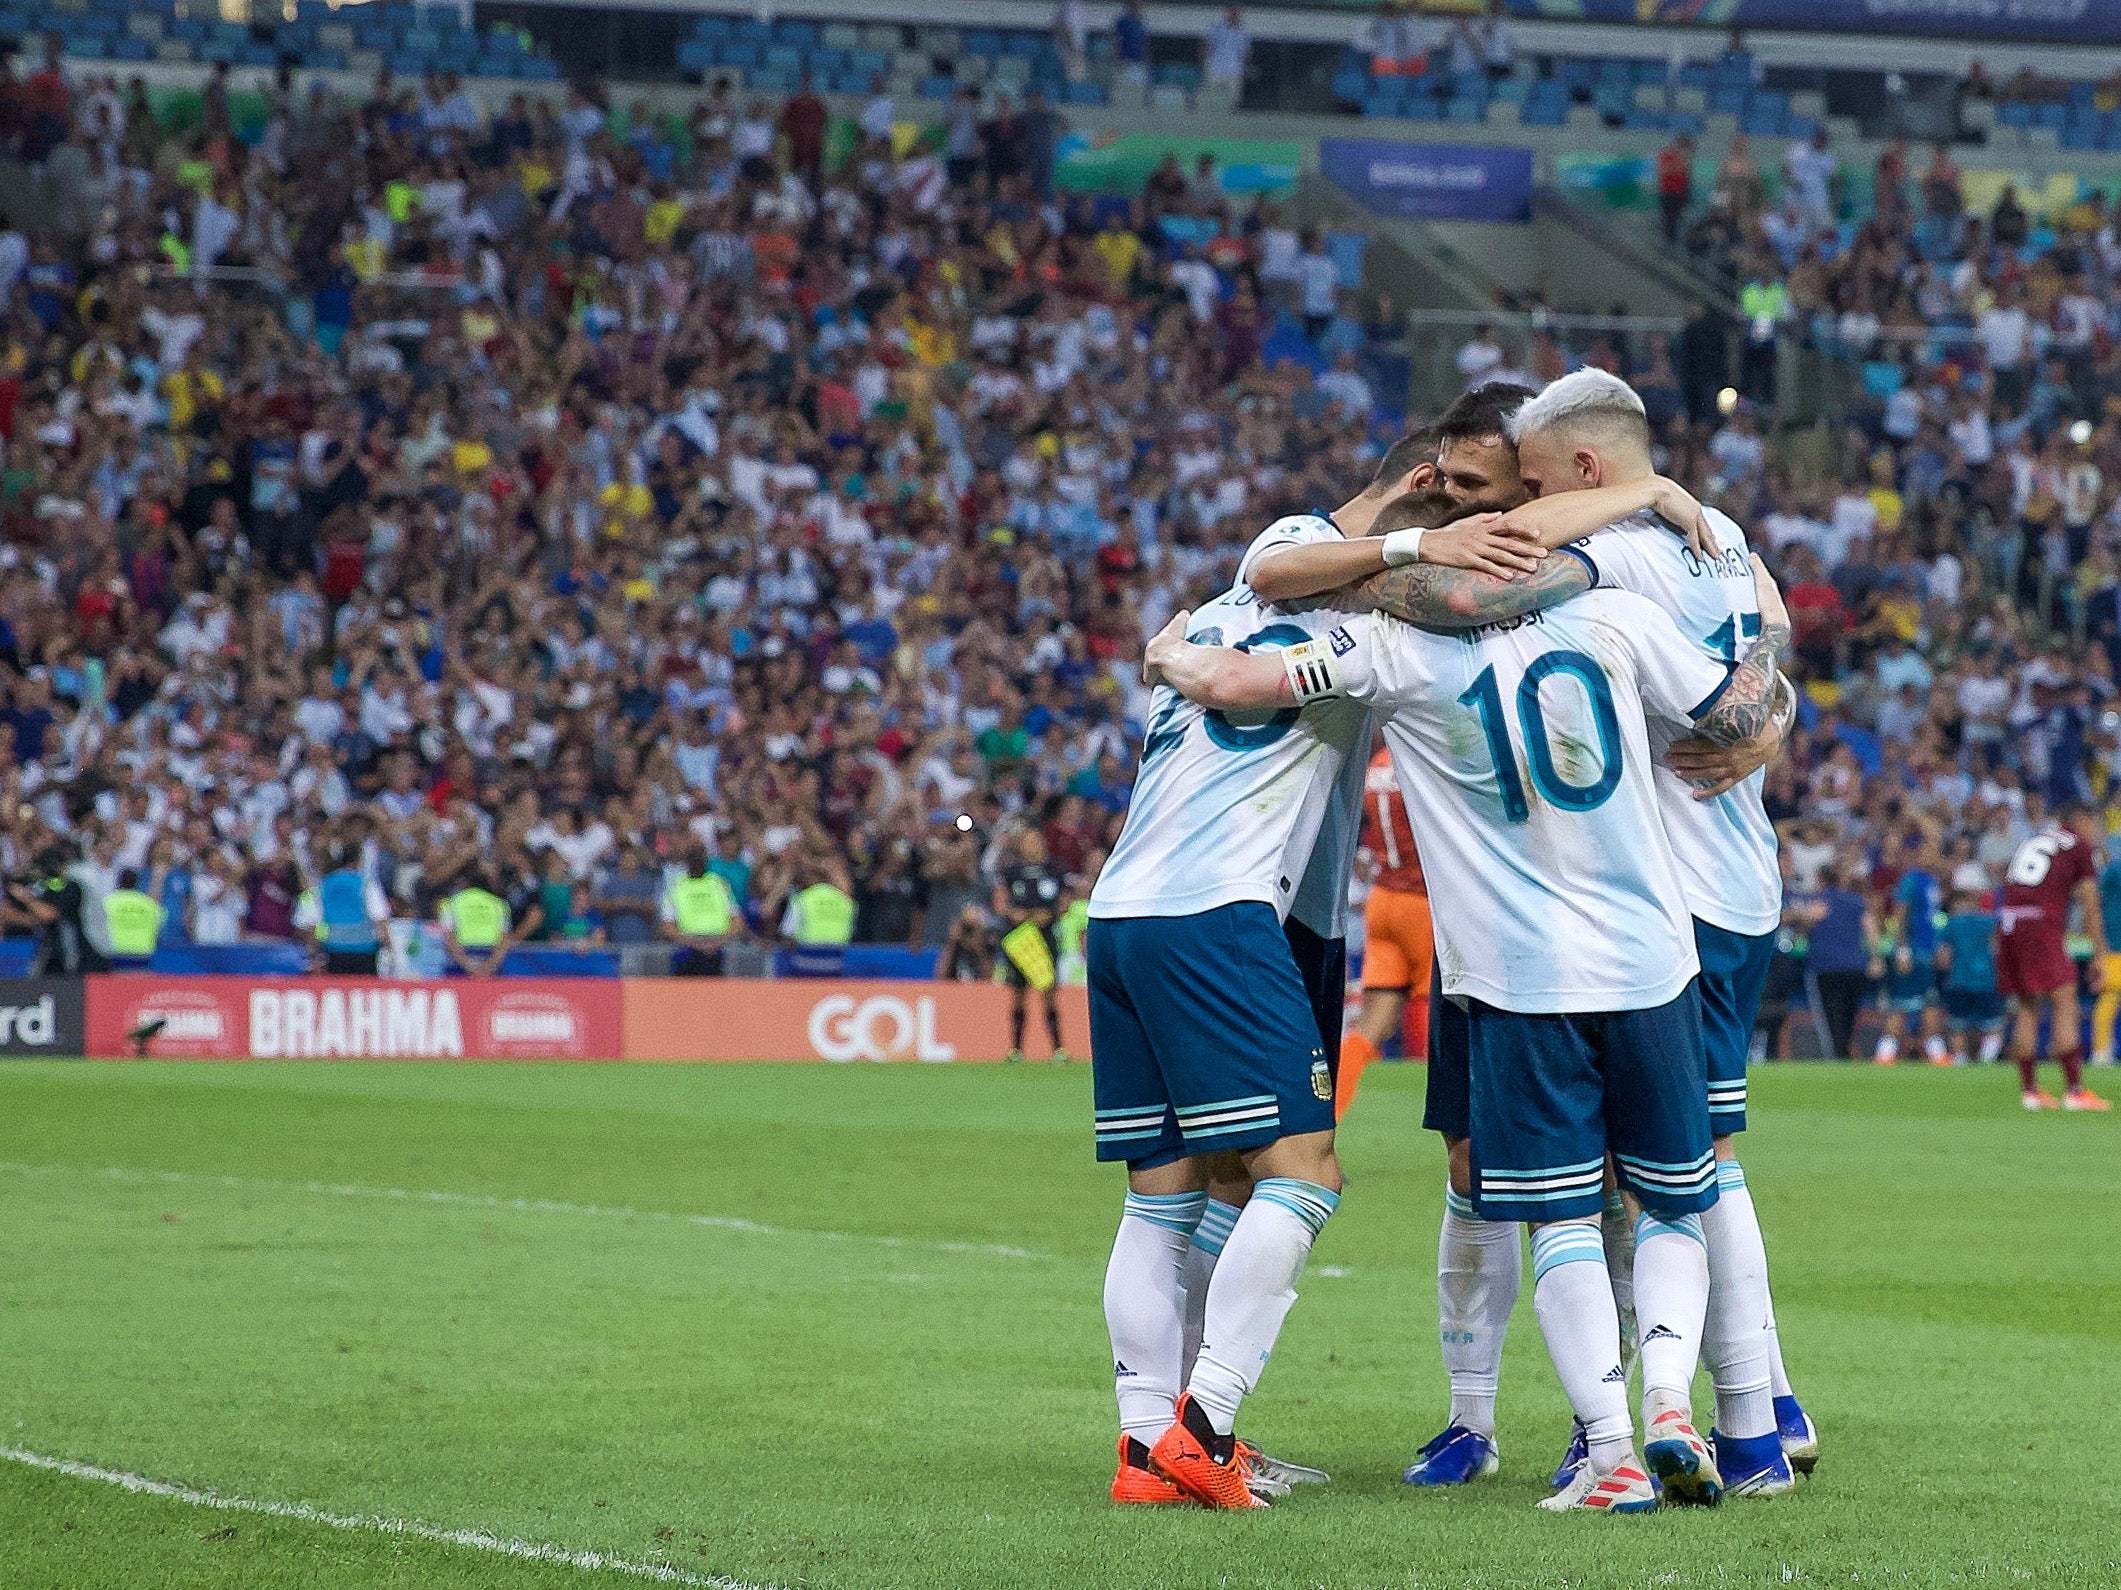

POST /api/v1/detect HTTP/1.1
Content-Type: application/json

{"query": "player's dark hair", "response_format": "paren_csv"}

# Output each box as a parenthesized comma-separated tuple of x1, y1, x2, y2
(1366, 425, 1439, 495)
(1437, 382, 1535, 445)
(1371, 490, 1481, 536)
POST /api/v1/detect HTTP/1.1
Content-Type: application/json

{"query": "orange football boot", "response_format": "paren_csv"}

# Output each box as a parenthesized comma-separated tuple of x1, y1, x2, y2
(2064, 1088, 2112, 1112)
(1111, 1436, 1188, 1506)
(1147, 1394, 1268, 1510)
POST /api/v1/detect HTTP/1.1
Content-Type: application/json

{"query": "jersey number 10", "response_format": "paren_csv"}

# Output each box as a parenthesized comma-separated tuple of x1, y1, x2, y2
(1457, 651, 1623, 824)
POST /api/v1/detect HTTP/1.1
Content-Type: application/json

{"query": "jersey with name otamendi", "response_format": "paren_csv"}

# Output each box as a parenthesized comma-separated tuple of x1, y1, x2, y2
(1321, 591, 1733, 1013)
(1578, 505, 1780, 937)
(1233, 513, 1376, 940)
(1092, 564, 1372, 923)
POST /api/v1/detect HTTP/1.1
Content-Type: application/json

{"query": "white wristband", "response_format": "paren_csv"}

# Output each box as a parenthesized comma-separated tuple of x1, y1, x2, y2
(1381, 527, 1426, 566)
(1281, 639, 1344, 704)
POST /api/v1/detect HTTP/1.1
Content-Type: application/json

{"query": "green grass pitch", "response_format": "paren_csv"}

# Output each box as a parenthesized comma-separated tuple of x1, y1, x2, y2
(1, 1059, 2116, 1589)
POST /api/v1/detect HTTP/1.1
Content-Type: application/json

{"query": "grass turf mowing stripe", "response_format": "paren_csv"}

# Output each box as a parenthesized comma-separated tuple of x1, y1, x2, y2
(0, 1158, 1370, 1283)
(0, 1159, 1044, 1262)
(0, 1447, 772, 1589)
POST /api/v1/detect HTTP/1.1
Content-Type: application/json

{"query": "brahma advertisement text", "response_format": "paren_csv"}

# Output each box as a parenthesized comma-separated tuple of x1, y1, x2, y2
(84, 978, 624, 1061)
(81, 977, 1088, 1062)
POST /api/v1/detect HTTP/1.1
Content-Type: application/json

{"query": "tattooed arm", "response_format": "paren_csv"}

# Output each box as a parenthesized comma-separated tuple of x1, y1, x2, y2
(1354, 548, 1593, 631)
(1690, 556, 1792, 748)
(1665, 671, 1798, 799)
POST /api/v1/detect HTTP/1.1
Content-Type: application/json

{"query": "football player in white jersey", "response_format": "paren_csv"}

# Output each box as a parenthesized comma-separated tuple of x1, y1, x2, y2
(1217, 386, 1720, 1492)
(1354, 372, 1813, 1494)
(1088, 569, 1366, 1511)
(1158, 427, 1547, 1502)
(1145, 509, 1794, 1512)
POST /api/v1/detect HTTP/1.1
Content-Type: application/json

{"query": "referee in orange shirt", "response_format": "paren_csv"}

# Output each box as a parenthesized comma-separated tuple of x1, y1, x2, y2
(1338, 747, 1432, 1116)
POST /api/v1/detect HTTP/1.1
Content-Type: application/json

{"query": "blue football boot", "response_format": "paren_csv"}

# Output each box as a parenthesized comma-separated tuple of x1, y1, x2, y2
(1711, 1427, 1798, 1498)
(1775, 1394, 1819, 1476)
(1401, 1424, 1500, 1486)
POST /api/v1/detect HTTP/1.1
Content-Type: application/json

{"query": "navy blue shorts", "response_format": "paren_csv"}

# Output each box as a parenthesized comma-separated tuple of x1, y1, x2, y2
(1282, 915, 1348, 1072)
(1423, 962, 1471, 1142)
(1088, 902, 1336, 1169)
(1943, 987, 2003, 1029)
(1692, 919, 1776, 1137)
(1465, 986, 1717, 1223)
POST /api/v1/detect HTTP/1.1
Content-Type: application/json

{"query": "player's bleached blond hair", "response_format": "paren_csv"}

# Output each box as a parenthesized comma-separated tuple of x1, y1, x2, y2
(1505, 368, 1650, 449)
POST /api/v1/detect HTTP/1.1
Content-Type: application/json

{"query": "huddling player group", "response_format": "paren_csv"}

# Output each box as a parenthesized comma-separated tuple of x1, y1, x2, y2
(1085, 369, 1821, 1514)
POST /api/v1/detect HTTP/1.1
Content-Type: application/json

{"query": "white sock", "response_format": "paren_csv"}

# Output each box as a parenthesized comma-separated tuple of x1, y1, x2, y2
(1707, 1162, 1797, 1399)
(1978, 1029, 2005, 1065)
(1874, 1032, 1899, 1062)
(1600, 1182, 1637, 1368)
(1924, 1032, 1948, 1063)
(1698, 1160, 1775, 1440)
(1180, 1198, 1240, 1382)
(1438, 1184, 1519, 1438)
(1188, 1178, 1338, 1436)
(1765, 1298, 1794, 1400)
(1104, 1189, 1207, 1444)
(1632, 1211, 1710, 1424)
(1530, 1220, 1633, 1471)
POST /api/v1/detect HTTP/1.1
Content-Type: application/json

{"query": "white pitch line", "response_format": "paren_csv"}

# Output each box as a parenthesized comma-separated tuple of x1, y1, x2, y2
(0, 1160, 1042, 1262)
(0, 1446, 773, 1588)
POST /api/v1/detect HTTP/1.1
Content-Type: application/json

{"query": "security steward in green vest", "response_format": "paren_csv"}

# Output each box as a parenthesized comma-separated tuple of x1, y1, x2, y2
(441, 870, 514, 977)
(781, 855, 856, 949)
(661, 846, 741, 975)
(103, 869, 164, 967)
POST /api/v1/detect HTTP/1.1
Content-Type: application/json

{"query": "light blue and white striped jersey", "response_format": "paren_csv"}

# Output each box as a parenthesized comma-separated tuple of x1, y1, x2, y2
(1235, 513, 1375, 940)
(1581, 505, 1781, 937)
(1329, 591, 1732, 1013)
(1092, 551, 1371, 924)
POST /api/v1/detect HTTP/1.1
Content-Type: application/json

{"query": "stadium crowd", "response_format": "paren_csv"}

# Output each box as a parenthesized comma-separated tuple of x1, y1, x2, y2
(1, 56, 2120, 1055)
(1593, 115, 2121, 1055)
(0, 58, 1402, 970)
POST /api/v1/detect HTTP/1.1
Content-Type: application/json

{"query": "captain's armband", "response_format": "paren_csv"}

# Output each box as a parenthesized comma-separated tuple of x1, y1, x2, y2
(1281, 639, 1346, 704)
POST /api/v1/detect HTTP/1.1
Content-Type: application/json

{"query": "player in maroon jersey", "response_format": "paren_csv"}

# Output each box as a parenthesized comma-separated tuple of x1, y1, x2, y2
(1996, 810, 2112, 1112)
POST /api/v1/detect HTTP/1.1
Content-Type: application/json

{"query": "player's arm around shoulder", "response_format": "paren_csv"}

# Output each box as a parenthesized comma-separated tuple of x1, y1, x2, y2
(1246, 534, 1386, 604)
(1481, 475, 1713, 555)
(1143, 610, 1370, 712)
(1247, 517, 1544, 602)
(1240, 515, 1355, 604)
(1354, 540, 1592, 631)
(1142, 609, 1293, 710)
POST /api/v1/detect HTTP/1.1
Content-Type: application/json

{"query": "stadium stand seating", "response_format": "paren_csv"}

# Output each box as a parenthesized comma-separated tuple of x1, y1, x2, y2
(6, 0, 561, 81)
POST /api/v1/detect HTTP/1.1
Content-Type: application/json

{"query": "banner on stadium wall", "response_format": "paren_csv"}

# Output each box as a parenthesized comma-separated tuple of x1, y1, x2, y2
(622, 979, 1090, 1063)
(83, 977, 624, 1061)
(81, 976, 1090, 1062)
(1320, 139, 1535, 223)
(1556, 152, 1656, 210)
(1501, 0, 2118, 44)
(1054, 132, 1304, 197)
(0, 979, 85, 1057)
